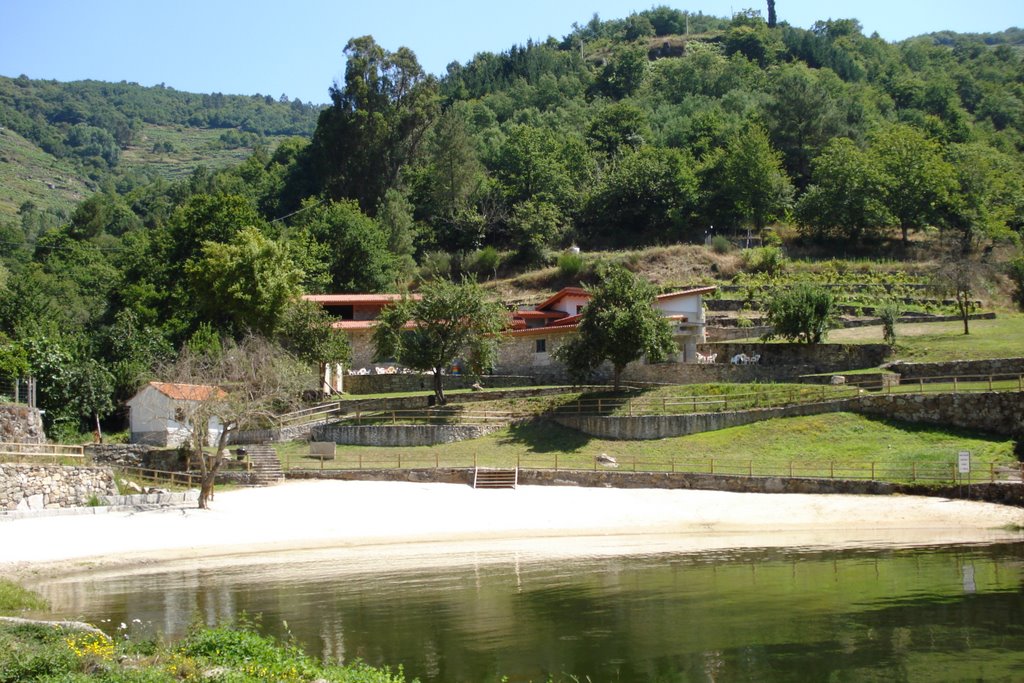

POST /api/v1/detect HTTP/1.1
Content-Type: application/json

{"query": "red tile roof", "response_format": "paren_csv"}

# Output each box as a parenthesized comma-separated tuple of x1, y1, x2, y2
(536, 287, 590, 311)
(148, 382, 226, 401)
(656, 286, 718, 300)
(303, 293, 420, 305)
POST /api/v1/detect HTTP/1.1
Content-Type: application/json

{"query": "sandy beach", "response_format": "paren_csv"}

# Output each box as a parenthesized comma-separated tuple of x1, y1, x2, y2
(2, 481, 1023, 577)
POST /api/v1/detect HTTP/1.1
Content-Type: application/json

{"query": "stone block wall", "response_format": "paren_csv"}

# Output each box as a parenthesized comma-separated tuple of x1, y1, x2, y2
(698, 342, 891, 369)
(553, 399, 857, 440)
(311, 423, 505, 446)
(343, 373, 537, 395)
(885, 358, 1024, 381)
(0, 464, 117, 511)
(856, 392, 1024, 437)
(86, 444, 185, 471)
(0, 405, 46, 443)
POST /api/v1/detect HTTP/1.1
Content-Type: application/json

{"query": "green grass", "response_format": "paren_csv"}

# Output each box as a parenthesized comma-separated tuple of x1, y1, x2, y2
(278, 412, 1016, 484)
(827, 314, 1024, 362)
(0, 620, 408, 682)
(0, 578, 48, 615)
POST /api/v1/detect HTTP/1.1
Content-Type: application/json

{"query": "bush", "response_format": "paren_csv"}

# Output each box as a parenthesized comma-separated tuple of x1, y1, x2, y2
(763, 283, 837, 344)
(418, 250, 451, 280)
(876, 298, 904, 346)
(741, 246, 786, 275)
(469, 246, 501, 279)
(710, 235, 733, 254)
(557, 251, 585, 279)
(761, 228, 782, 248)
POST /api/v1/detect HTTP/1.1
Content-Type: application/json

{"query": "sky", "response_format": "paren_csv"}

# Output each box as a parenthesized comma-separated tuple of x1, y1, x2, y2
(2, 0, 1022, 105)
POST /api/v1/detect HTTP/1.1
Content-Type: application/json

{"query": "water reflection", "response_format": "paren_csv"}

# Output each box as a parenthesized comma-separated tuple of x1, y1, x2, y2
(35, 541, 1024, 682)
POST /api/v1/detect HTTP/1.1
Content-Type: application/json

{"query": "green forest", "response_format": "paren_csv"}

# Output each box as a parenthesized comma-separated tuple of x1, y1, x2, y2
(1, 5, 1023, 438)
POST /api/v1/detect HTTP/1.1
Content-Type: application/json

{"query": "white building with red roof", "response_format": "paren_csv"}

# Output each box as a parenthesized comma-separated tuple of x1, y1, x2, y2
(305, 284, 715, 387)
(126, 382, 227, 447)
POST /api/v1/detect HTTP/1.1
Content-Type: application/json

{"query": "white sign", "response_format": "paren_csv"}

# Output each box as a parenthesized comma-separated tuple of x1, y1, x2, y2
(958, 451, 971, 474)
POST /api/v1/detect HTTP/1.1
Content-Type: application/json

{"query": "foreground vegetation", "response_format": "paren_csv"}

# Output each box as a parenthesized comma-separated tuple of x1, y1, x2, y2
(1, 580, 410, 682)
(0, 619, 410, 683)
(278, 413, 1016, 484)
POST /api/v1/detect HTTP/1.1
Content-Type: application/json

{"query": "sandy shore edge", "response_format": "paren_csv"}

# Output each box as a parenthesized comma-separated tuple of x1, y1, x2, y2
(3, 480, 1022, 579)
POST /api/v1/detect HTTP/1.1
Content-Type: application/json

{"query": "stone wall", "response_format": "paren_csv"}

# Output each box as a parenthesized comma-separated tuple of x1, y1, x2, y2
(885, 358, 1024, 381)
(0, 404, 46, 443)
(343, 373, 537, 395)
(856, 391, 1024, 437)
(0, 464, 117, 511)
(86, 443, 185, 471)
(622, 362, 829, 385)
(310, 423, 505, 446)
(553, 399, 856, 440)
(698, 342, 891, 369)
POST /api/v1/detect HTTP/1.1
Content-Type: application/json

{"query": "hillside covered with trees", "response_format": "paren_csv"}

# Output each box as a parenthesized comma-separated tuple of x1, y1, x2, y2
(0, 5, 1023, 437)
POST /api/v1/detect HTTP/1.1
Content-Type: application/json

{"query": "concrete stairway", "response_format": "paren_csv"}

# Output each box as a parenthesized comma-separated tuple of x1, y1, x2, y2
(473, 467, 518, 489)
(244, 444, 284, 486)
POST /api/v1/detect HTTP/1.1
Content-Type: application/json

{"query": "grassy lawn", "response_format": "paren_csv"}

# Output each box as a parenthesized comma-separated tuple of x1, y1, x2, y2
(277, 413, 1016, 485)
(827, 314, 1024, 362)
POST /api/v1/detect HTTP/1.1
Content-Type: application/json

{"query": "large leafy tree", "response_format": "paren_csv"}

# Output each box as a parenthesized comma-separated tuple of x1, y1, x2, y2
(186, 227, 304, 337)
(702, 123, 793, 233)
(372, 279, 507, 404)
(296, 199, 397, 292)
(795, 138, 892, 243)
(555, 266, 677, 390)
(310, 36, 439, 214)
(868, 124, 956, 245)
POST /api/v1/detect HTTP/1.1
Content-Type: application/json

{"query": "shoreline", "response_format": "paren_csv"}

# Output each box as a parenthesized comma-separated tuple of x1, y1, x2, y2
(3, 480, 1023, 579)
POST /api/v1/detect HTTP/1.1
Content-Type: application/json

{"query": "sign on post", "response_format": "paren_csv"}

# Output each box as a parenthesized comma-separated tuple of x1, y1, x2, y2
(958, 451, 971, 474)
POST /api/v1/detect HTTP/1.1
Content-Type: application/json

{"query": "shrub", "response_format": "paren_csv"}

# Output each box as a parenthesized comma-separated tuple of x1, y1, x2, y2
(741, 246, 786, 275)
(876, 298, 904, 346)
(761, 228, 782, 248)
(710, 235, 733, 254)
(418, 250, 451, 280)
(557, 251, 585, 279)
(469, 246, 501, 279)
(763, 282, 837, 344)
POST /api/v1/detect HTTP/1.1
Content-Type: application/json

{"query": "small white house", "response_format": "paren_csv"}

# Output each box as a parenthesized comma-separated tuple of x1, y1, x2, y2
(126, 382, 226, 447)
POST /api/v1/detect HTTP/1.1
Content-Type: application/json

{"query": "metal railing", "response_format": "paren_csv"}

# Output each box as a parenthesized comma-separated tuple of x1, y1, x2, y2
(284, 452, 1022, 486)
(0, 442, 84, 463)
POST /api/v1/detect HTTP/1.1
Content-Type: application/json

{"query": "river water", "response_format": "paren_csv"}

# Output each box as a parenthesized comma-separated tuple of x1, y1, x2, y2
(35, 538, 1024, 682)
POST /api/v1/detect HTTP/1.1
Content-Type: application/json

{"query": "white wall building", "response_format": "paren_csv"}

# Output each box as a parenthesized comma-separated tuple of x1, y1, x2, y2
(126, 382, 225, 447)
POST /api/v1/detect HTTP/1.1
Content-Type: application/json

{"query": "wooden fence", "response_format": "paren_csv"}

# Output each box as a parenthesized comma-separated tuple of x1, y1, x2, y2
(0, 442, 84, 463)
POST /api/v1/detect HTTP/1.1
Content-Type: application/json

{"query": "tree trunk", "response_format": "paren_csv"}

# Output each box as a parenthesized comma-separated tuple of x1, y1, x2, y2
(197, 426, 232, 509)
(613, 365, 623, 392)
(433, 368, 447, 405)
(960, 299, 970, 335)
(93, 413, 102, 443)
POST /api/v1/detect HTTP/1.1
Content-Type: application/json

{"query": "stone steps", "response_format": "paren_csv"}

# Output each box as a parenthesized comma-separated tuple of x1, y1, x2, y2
(243, 444, 284, 486)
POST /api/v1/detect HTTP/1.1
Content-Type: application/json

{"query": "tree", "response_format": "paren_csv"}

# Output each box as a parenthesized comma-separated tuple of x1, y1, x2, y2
(63, 359, 115, 441)
(163, 336, 312, 509)
(372, 279, 507, 404)
(296, 199, 397, 292)
(762, 283, 837, 344)
(276, 299, 352, 393)
(868, 124, 956, 245)
(795, 138, 891, 243)
(767, 1, 777, 28)
(554, 266, 677, 390)
(186, 227, 304, 337)
(310, 36, 439, 213)
(702, 124, 793, 234)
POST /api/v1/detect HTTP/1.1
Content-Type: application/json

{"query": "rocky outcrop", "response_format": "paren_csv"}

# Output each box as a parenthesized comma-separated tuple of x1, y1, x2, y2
(0, 405, 45, 443)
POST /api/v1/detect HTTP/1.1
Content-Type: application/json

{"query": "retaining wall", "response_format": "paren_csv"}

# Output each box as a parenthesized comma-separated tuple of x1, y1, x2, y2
(284, 468, 1024, 506)
(552, 399, 856, 440)
(0, 464, 117, 511)
(697, 342, 891, 368)
(885, 358, 1024, 381)
(342, 374, 536, 395)
(856, 391, 1024, 437)
(311, 423, 505, 446)
(0, 404, 46, 443)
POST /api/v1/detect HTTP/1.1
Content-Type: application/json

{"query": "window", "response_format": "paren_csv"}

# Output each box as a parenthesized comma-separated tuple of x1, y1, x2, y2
(535, 339, 547, 353)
